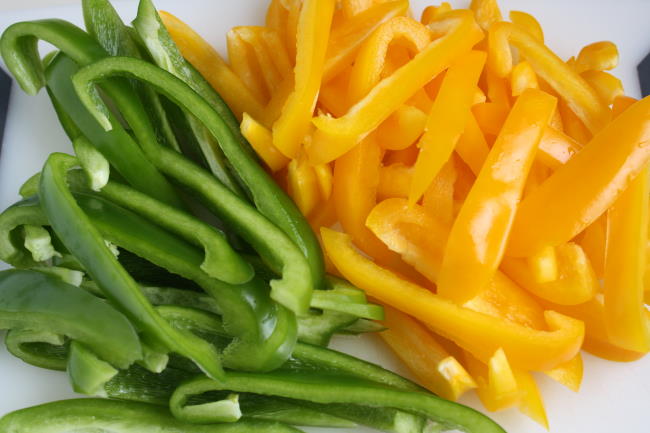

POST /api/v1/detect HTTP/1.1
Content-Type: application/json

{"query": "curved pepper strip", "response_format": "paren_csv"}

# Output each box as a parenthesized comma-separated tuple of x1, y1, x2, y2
(72, 189, 297, 372)
(5, 328, 68, 371)
(488, 21, 610, 133)
(437, 89, 556, 303)
(0, 197, 51, 268)
(240, 113, 289, 172)
(307, 10, 484, 164)
(171, 371, 506, 433)
(322, 228, 584, 371)
(0, 269, 141, 370)
(375, 104, 427, 151)
(71, 56, 319, 313)
(506, 94, 650, 257)
(39, 152, 223, 380)
(323, 0, 409, 83)
(463, 349, 519, 412)
(409, 50, 485, 204)
(348, 16, 432, 103)
(603, 166, 650, 352)
(0, 399, 303, 433)
(82, 0, 180, 153)
(133, 0, 250, 197)
(509, 11, 544, 43)
(581, 70, 624, 106)
(272, 0, 336, 158)
(0, 19, 183, 208)
(574, 41, 618, 73)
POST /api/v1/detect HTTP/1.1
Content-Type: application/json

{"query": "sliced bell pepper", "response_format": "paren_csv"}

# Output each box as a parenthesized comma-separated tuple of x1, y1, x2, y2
(603, 166, 650, 352)
(321, 228, 585, 371)
(455, 113, 489, 175)
(308, 10, 484, 164)
(375, 104, 427, 150)
(421, 3, 453, 25)
(240, 113, 289, 172)
(463, 349, 519, 412)
(526, 245, 558, 283)
(409, 50, 485, 205)
(471, 102, 509, 136)
(537, 126, 581, 170)
(341, 0, 374, 18)
(227, 28, 270, 103)
(544, 353, 583, 392)
(581, 70, 624, 105)
(348, 16, 432, 103)
(488, 22, 610, 133)
(287, 154, 320, 217)
(501, 243, 598, 305)
(613, 95, 638, 115)
(159, 11, 265, 120)
(437, 89, 556, 303)
(557, 98, 592, 144)
(470, 0, 502, 31)
(574, 41, 619, 73)
(509, 11, 544, 43)
(511, 60, 538, 96)
(513, 369, 548, 429)
(485, 67, 511, 109)
(313, 163, 333, 202)
(506, 94, 650, 257)
(231, 27, 285, 98)
(422, 159, 457, 227)
(377, 163, 412, 200)
(272, 0, 336, 158)
(265, 0, 289, 51)
(379, 304, 477, 401)
(323, 0, 409, 83)
(577, 215, 607, 279)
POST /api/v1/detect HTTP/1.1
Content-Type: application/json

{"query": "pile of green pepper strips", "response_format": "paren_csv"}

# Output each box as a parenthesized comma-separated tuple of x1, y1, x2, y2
(0, 0, 506, 432)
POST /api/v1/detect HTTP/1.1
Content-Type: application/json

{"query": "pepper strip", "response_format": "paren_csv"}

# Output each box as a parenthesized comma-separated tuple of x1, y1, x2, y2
(603, 166, 650, 352)
(308, 10, 483, 164)
(537, 126, 580, 170)
(240, 113, 289, 172)
(0, 399, 303, 433)
(72, 56, 319, 313)
(0, 19, 183, 208)
(272, 0, 336, 158)
(322, 228, 584, 371)
(171, 372, 506, 433)
(506, 95, 650, 257)
(488, 22, 610, 133)
(0, 269, 141, 369)
(39, 153, 223, 380)
(437, 89, 556, 303)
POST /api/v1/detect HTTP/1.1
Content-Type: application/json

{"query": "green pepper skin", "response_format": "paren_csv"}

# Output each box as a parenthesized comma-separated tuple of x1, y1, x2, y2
(172, 373, 507, 433)
(39, 152, 224, 380)
(0, 399, 304, 433)
(72, 55, 323, 313)
(0, 20, 183, 208)
(0, 269, 141, 369)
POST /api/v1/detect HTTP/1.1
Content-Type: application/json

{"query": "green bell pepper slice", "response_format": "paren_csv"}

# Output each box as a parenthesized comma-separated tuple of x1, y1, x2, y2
(67, 340, 118, 396)
(0, 269, 141, 369)
(0, 399, 304, 433)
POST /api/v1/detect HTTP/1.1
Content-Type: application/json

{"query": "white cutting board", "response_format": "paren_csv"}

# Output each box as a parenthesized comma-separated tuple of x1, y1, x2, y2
(1, 1, 650, 432)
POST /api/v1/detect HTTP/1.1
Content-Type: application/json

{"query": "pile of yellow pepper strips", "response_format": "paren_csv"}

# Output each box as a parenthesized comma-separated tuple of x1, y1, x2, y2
(160, 0, 650, 428)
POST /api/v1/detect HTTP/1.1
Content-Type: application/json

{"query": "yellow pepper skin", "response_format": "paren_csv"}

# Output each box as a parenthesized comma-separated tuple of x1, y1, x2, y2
(437, 89, 556, 304)
(506, 95, 650, 258)
(464, 349, 519, 412)
(526, 245, 557, 284)
(581, 70, 624, 106)
(160, 11, 265, 120)
(544, 353, 583, 393)
(321, 228, 584, 371)
(265, 0, 289, 53)
(420, 3, 452, 25)
(513, 369, 548, 429)
(574, 41, 619, 73)
(379, 305, 476, 401)
(376, 105, 428, 151)
(501, 243, 598, 306)
(272, 0, 336, 158)
(323, 0, 409, 83)
(422, 159, 457, 227)
(227, 28, 270, 103)
(341, 0, 373, 18)
(509, 11, 544, 43)
(377, 163, 412, 201)
(470, 0, 502, 31)
(537, 126, 580, 170)
(348, 17, 432, 103)
(308, 10, 483, 165)
(511, 61, 538, 97)
(240, 113, 289, 172)
(455, 114, 489, 176)
(409, 50, 486, 204)
(471, 102, 509, 136)
(603, 166, 650, 353)
(488, 22, 610, 134)
(287, 155, 320, 217)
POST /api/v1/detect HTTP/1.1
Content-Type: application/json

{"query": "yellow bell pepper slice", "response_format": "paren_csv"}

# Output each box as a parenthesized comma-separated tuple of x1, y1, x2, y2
(324, 0, 409, 83)
(471, 102, 509, 136)
(230, 27, 284, 98)
(287, 154, 321, 217)
(159, 11, 265, 120)
(603, 166, 650, 353)
(321, 227, 585, 371)
(421, 3, 453, 25)
(537, 126, 580, 170)
(265, 0, 289, 51)
(464, 349, 519, 412)
(486, 68, 512, 109)
(319, 67, 352, 118)
(526, 245, 558, 284)
(488, 22, 610, 133)
(272, 0, 336, 158)
(511, 61, 538, 97)
(308, 10, 484, 164)
(379, 305, 476, 401)
(437, 89, 556, 303)
(240, 113, 289, 172)
(376, 105, 428, 150)
(384, 143, 419, 166)
(422, 160, 457, 227)
(348, 16, 432, 103)
(613, 95, 637, 116)
(501, 243, 599, 306)
(377, 163, 412, 201)
(506, 95, 650, 257)
(557, 98, 592, 144)
(577, 215, 606, 279)
(341, 0, 374, 18)
(470, 0, 503, 31)
(509, 11, 544, 43)
(409, 50, 486, 204)
(455, 114, 489, 176)
(581, 70, 624, 106)
(227, 28, 270, 103)
(513, 369, 548, 429)
(284, 0, 300, 61)
(544, 353, 583, 392)
(313, 163, 333, 202)
(574, 41, 619, 73)
(260, 27, 293, 82)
